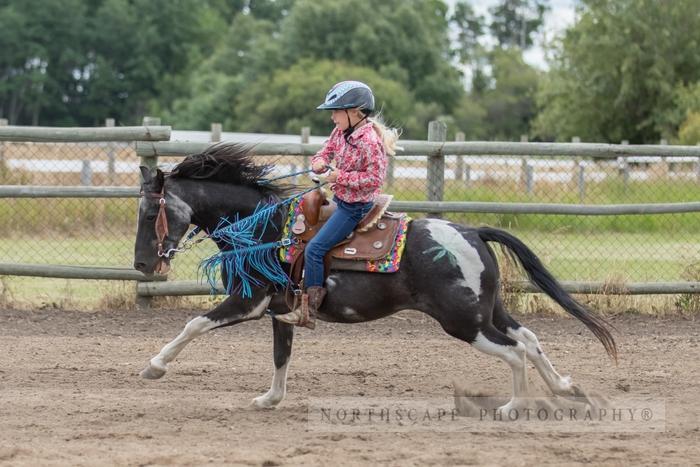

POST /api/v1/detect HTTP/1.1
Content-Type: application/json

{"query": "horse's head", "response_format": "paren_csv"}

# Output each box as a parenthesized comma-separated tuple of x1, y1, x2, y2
(134, 166, 193, 275)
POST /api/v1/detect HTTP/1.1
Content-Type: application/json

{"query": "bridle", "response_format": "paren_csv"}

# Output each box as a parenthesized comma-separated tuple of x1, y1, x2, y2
(141, 184, 207, 260)
(140, 187, 172, 259)
(138, 167, 326, 264)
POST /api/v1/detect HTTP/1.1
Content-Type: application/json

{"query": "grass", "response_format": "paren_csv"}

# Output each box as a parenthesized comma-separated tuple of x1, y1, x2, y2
(0, 234, 218, 310)
(1, 228, 699, 312)
(391, 177, 700, 233)
(1, 157, 699, 311)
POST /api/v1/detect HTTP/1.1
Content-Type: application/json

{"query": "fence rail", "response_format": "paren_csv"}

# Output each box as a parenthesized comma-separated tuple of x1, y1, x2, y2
(3, 123, 700, 306)
(136, 279, 700, 297)
(0, 263, 163, 281)
(0, 125, 171, 142)
(136, 140, 700, 158)
(0, 186, 140, 198)
(2, 186, 700, 215)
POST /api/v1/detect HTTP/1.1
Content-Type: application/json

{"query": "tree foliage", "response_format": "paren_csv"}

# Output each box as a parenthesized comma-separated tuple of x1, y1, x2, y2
(489, 0, 549, 49)
(0, 0, 225, 125)
(679, 112, 700, 145)
(230, 59, 414, 135)
(534, 0, 700, 143)
(7, 0, 696, 145)
(162, 0, 468, 138)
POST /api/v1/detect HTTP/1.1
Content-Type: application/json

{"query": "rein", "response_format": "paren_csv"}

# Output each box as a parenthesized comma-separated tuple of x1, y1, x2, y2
(141, 167, 328, 261)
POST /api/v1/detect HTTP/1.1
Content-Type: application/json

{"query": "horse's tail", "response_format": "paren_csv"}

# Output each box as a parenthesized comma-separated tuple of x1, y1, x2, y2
(477, 226, 618, 362)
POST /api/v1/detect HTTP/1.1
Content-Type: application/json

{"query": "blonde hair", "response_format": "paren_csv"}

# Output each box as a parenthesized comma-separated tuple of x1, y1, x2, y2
(368, 114, 402, 156)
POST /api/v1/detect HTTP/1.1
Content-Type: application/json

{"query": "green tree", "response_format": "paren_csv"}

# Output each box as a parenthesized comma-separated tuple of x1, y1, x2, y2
(278, 0, 464, 113)
(534, 0, 700, 143)
(450, 1, 485, 63)
(451, 96, 487, 140)
(664, 82, 700, 139)
(679, 112, 700, 145)
(489, 0, 549, 49)
(160, 13, 282, 129)
(230, 59, 414, 135)
(0, 0, 88, 125)
(0, 0, 226, 125)
(481, 49, 539, 140)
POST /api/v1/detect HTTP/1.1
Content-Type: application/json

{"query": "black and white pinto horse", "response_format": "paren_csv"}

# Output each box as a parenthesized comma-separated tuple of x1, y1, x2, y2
(134, 144, 617, 412)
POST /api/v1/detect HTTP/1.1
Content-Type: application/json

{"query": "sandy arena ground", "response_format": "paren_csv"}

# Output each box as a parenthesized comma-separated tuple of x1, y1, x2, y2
(0, 307, 698, 466)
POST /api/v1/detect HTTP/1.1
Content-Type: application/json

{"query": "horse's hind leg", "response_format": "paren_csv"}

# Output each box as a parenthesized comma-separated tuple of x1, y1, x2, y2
(140, 291, 272, 379)
(491, 297, 576, 398)
(469, 325, 529, 411)
(441, 314, 528, 412)
(252, 315, 294, 409)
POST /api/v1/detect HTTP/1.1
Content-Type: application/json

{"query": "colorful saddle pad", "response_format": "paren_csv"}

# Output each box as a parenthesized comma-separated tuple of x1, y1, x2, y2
(279, 197, 410, 273)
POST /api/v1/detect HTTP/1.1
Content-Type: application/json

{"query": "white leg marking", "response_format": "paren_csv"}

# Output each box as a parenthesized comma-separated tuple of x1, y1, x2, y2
(252, 360, 290, 409)
(141, 316, 218, 379)
(242, 296, 273, 320)
(507, 326, 572, 396)
(424, 220, 484, 296)
(141, 296, 272, 380)
(472, 331, 528, 411)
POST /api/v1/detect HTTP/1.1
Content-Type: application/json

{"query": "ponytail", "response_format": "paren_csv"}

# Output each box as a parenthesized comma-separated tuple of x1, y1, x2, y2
(368, 114, 402, 156)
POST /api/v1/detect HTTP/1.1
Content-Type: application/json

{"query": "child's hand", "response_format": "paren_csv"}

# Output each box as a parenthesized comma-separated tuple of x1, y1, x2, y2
(325, 168, 338, 183)
(312, 160, 327, 173)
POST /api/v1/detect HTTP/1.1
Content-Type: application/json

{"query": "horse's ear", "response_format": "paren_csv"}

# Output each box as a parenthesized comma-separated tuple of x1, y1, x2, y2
(139, 166, 152, 184)
(155, 168, 165, 190)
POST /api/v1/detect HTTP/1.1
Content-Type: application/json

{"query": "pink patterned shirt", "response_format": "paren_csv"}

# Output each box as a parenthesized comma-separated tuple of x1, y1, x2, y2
(311, 123, 387, 203)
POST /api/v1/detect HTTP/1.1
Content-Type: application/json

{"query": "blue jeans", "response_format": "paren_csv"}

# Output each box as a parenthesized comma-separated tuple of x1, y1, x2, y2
(304, 197, 373, 288)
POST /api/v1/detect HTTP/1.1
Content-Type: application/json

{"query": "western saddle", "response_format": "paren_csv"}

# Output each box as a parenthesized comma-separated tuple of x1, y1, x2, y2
(287, 188, 405, 276)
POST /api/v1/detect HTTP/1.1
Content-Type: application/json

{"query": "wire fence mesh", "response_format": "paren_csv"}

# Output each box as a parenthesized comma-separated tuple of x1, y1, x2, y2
(1, 139, 700, 291)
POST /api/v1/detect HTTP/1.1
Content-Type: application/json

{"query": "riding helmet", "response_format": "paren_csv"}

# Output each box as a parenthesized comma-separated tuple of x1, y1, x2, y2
(316, 81, 375, 114)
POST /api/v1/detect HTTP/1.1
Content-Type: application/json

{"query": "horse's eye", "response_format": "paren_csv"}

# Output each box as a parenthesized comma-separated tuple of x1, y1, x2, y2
(146, 214, 157, 221)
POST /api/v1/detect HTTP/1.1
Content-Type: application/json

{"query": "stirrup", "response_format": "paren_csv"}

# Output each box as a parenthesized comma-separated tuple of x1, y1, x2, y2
(274, 294, 315, 329)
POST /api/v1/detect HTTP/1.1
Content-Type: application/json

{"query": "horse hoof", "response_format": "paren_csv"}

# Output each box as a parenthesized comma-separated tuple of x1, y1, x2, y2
(140, 363, 166, 380)
(251, 395, 281, 409)
(552, 375, 573, 394)
(497, 400, 526, 416)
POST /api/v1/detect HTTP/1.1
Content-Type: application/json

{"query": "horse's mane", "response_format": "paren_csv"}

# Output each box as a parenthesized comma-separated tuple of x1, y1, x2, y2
(169, 143, 289, 197)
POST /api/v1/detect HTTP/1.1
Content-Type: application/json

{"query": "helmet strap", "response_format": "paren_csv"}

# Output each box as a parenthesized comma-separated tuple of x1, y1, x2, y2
(343, 109, 368, 143)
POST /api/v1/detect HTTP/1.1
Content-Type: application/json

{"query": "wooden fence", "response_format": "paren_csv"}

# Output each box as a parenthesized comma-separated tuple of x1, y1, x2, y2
(0, 123, 170, 293)
(3, 122, 700, 302)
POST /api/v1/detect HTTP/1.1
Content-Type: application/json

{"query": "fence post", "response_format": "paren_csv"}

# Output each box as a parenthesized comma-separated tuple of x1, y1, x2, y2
(577, 160, 585, 202)
(301, 127, 310, 175)
(137, 116, 161, 310)
(80, 160, 93, 186)
(105, 118, 116, 184)
(568, 137, 583, 200)
(427, 121, 446, 218)
(525, 163, 534, 195)
(620, 139, 629, 189)
(454, 131, 465, 182)
(0, 119, 7, 167)
(140, 116, 160, 172)
(659, 139, 672, 176)
(386, 128, 396, 189)
(210, 123, 222, 143)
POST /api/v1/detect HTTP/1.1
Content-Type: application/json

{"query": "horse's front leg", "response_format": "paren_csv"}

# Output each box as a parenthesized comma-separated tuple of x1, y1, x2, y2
(140, 290, 272, 379)
(252, 310, 294, 409)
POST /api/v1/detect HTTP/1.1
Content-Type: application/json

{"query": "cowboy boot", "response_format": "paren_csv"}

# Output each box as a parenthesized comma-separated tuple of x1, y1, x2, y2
(275, 286, 327, 330)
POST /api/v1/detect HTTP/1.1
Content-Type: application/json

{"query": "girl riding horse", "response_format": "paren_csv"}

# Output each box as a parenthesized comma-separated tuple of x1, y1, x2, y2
(275, 81, 400, 329)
